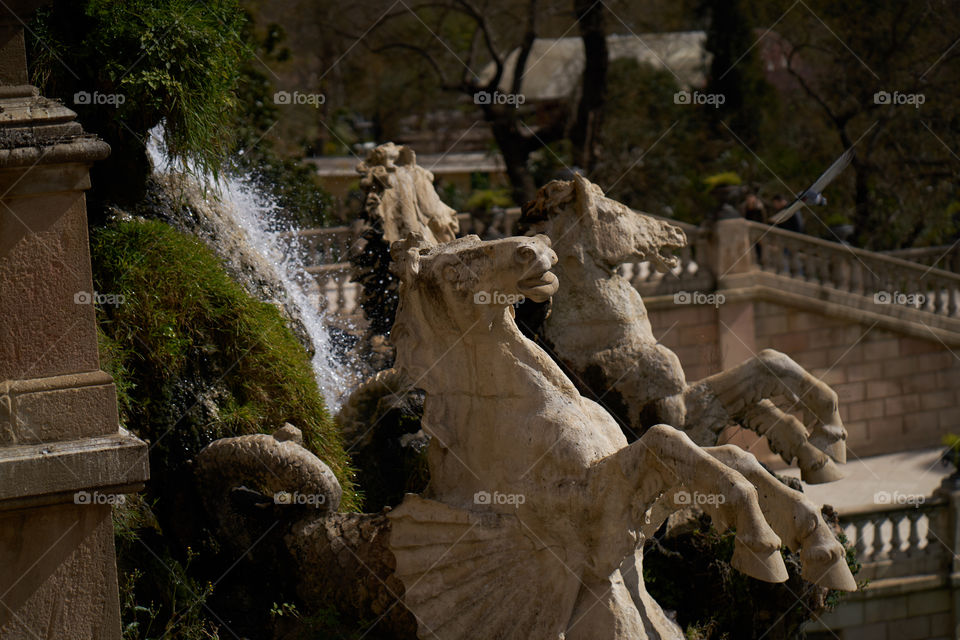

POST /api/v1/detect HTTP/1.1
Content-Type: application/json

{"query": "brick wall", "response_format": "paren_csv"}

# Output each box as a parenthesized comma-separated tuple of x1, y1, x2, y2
(647, 304, 722, 383)
(646, 299, 960, 457)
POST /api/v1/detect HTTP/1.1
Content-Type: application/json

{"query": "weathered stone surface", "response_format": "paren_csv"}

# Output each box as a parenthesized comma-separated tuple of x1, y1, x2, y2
(197, 424, 342, 510)
(356, 142, 459, 246)
(0, 503, 121, 640)
(0, 371, 119, 444)
(195, 425, 418, 637)
(287, 511, 417, 638)
(521, 175, 847, 483)
(383, 232, 854, 639)
(0, 16, 147, 640)
(350, 142, 461, 339)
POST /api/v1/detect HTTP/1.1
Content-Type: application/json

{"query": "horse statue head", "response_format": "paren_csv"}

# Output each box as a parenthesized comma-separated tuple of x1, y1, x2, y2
(389, 232, 559, 389)
(356, 142, 460, 245)
(522, 173, 686, 272)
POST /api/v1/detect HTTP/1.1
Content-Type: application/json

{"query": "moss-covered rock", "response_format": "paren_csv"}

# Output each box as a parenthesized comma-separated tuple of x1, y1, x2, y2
(93, 218, 358, 638)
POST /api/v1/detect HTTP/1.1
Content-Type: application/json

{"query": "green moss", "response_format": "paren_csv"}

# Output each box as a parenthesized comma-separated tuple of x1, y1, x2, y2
(92, 218, 357, 507)
(95, 218, 359, 636)
(30, 1, 245, 186)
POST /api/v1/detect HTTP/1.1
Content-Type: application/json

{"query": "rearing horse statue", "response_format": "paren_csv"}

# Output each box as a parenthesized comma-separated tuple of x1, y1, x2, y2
(519, 175, 847, 484)
(386, 232, 855, 640)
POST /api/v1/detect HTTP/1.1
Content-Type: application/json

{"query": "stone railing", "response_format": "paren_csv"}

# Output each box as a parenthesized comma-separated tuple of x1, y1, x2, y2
(745, 222, 960, 321)
(288, 215, 960, 339)
(278, 224, 357, 264)
(839, 498, 951, 583)
(884, 245, 960, 274)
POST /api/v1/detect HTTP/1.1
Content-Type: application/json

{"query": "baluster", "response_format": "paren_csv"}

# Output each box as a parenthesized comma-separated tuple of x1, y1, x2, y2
(930, 280, 941, 315)
(326, 273, 338, 313)
(336, 274, 347, 315)
(339, 231, 351, 261)
(874, 516, 889, 559)
(915, 278, 926, 312)
(861, 262, 875, 298)
(849, 259, 862, 296)
(627, 262, 640, 288)
(772, 236, 785, 274)
(680, 246, 693, 281)
(816, 249, 829, 285)
(325, 235, 336, 263)
(316, 272, 326, 312)
(828, 252, 842, 290)
(854, 519, 868, 561)
(881, 265, 893, 302)
(803, 246, 815, 282)
(796, 245, 810, 282)
(938, 280, 950, 316)
(815, 249, 828, 285)
(780, 238, 793, 276)
(906, 511, 922, 556)
(889, 513, 905, 558)
(758, 235, 772, 271)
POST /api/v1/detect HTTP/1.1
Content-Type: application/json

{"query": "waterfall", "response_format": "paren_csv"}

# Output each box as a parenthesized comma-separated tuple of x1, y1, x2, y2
(146, 127, 356, 410)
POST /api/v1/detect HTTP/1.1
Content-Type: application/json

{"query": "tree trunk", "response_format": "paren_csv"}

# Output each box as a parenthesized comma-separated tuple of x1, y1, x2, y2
(853, 161, 872, 247)
(570, 0, 608, 171)
(489, 117, 539, 206)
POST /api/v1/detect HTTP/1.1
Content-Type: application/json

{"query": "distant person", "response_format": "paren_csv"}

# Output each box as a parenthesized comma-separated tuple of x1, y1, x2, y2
(740, 193, 766, 223)
(771, 193, 804, 234)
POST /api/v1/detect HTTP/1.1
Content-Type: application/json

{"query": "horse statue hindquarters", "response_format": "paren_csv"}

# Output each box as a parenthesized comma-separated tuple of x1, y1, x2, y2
(520, 175, 847, 485)
(386, 232, 855, 640)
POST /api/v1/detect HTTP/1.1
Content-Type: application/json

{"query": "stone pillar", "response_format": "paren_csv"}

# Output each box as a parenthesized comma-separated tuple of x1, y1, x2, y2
(707, 217, 776, 459)
(0, 4, 149, 639)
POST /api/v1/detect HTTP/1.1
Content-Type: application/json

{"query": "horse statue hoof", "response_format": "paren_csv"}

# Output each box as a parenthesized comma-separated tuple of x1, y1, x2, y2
(801, 457, 845, 484)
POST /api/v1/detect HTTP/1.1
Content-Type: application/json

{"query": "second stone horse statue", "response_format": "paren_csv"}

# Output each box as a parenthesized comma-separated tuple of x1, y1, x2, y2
(386, 232, 856, 640)
(520, 175, 847, 484)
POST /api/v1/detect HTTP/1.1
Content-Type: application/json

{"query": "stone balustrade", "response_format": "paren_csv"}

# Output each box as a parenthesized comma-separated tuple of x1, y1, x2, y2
(885, 245, 960, 274)
(806, 479, 960, 638)
(278, 224, 357, 264)
(287, 213, 960, 345)
(839, 499, 950, 583)
(748, 222, 960, 321)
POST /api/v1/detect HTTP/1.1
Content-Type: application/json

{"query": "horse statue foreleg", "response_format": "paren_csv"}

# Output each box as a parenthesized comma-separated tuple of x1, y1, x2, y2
(683, 348, 846, 483)
(593, 424, 789, 584)
(704, 445, 856, 590)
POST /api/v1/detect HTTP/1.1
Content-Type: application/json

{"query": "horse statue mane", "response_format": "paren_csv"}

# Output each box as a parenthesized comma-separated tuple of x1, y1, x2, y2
(521, 174, 686, 271)
(350, 142, 461, 342)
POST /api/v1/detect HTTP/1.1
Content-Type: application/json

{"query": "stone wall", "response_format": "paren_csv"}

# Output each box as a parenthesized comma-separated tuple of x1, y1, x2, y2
(647, 304, 721, 384)
(753, 301, 960, 457)
(807, 582, 953, 640)
(646, 297, 960, 457)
